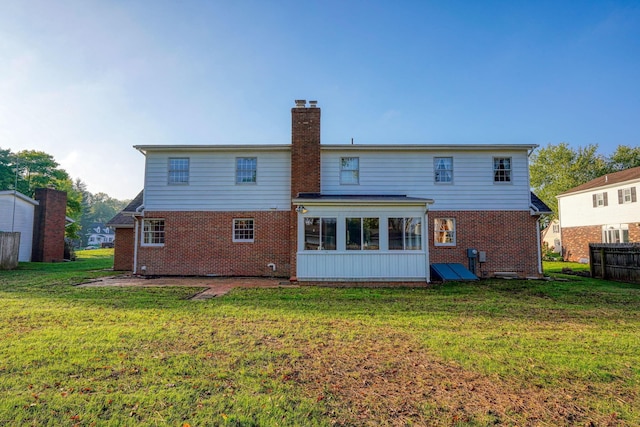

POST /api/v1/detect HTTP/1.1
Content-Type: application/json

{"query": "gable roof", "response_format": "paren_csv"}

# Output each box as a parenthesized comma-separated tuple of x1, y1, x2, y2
(559, 166, 640, 196)
(106, 190, 143, 228)
(0, 190, 39, 206)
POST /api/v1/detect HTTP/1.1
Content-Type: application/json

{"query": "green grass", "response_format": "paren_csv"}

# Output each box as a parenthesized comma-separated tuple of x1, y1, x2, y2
(0, 253, 638, 426)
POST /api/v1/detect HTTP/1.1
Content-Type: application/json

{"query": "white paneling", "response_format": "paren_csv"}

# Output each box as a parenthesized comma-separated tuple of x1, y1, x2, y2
(559, 184, 640, 227)
(321, 149, 531, 211)
(143, 150, 291, 211)
(297, 252, 427, 281)
(0, 195, 35, 262)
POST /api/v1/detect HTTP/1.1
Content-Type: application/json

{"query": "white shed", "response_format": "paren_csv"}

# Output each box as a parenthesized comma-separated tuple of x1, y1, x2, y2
(0, 191, 38, 262)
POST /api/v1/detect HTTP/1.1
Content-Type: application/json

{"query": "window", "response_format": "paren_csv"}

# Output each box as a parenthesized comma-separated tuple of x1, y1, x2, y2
(346, 218, 380, 250)
(236, 157, 257, 184)
(602, 224, 629, 243)
(434, 218, 456, 246)
(340, 157, 359, 184)
(168, 158, 189, 184)
(493, 157, 511, 182)
(434, 157, 453, 183)
(618, 187, 637, 204)
(233, 219, 254, 242)
(304, 218, 337, 250)
(388, 217, 422, 250)
(552, 224, 560, 233)
(593, 192, 608, 207)
(142, 219, 165, 245)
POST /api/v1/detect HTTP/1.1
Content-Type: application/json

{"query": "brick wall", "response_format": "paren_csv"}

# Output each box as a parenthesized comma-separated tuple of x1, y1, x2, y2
(562, 223, 640, 262)
(429, 210, 542, 277)
(136, 211, 290, 277)
(31, 188, 67, 262)
(113, 228, 134, 271)
(290, 100, 321, 279)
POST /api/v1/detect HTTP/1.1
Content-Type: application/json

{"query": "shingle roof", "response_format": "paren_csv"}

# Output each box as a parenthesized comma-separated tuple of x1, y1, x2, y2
(106, 190, 143, 228)
(530, 192, 552, 214)
(559, 166, 640, 196)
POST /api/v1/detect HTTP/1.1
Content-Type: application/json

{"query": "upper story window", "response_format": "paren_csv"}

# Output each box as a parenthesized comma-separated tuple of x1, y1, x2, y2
(618, 187, 637, 204)
(346, 218, 380, 250)
(552, 224, 560, 233)
(434, 157, 453, 183)
(142, 219, 165, 246)
(388, 217, 422, 250)
(236, 157, 257, 184)
(493, 157, 511, 183)
(340, 157, 359, 185)
(434, 218, 456, 246)
(168, 158, 189, 184)
(233, 219, 254, 242)
(593, 192, 608, 207)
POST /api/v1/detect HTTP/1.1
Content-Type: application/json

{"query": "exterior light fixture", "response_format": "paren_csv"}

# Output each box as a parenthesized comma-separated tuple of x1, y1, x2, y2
(295, 205, 308, 214)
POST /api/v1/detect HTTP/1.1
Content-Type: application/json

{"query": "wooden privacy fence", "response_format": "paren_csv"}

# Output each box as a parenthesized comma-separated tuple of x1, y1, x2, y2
(0, 232, 21, 270)
(589, 243, 640, 283)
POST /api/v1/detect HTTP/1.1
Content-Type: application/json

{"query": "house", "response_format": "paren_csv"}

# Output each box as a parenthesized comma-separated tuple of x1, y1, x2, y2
(0, 190, 37, 261)
(85, 222, 115, 247)
(557, 166, 640, 262)
(0, 188, 68, 262)
(541, 219, 561, 254)
(109, 100, 550, 281)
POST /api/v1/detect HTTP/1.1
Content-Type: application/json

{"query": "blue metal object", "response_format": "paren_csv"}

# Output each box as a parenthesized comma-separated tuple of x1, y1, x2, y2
(430, 263, 478, 281)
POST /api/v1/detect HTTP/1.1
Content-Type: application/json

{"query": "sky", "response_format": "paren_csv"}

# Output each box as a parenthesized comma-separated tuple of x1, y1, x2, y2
(1, 0, 638, 200)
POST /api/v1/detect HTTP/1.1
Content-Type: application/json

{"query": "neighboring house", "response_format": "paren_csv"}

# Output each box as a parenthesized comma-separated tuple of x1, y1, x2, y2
(557, 166, 640, 262)
(85, 222, 115, 247)
(541, 219, 561, 254)
(0, 190, 38, 261)
(110, 100, 551, 281)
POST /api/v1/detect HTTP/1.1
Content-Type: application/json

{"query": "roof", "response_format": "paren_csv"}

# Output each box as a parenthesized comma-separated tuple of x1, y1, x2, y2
(106, 190, 144, 228)
(559, 166, 640, 196)
(0, 190, 39, 206)
(133, 143, 537, 154)
(530, 192, 553, 214)
(294, 193, 434, 206)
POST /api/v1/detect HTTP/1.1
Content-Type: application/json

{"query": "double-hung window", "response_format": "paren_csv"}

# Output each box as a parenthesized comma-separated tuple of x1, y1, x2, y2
(233, 219, 254, 242)
(340, 157, 359, 184)
(388, 217, 422, 250)
(236, 157, 257, 184)
(304, 218, 337, 250)
(493, 157, 511, 183)
(593, 192, 608, 207)
(142, 219, 165, 246)
(618, 187, 637, 204)
(434, 218, 456, 246)
(168, 158, 189, 184)
(434, 157, 453, 183)
(346, 218, 380, 250)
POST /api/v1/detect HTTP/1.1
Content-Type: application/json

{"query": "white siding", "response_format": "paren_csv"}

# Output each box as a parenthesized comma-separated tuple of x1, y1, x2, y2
(559, 182, 640, 227)
(143, 150, 291, 211)
(321, 149, 531, 211)
(0, 195, 35, 262)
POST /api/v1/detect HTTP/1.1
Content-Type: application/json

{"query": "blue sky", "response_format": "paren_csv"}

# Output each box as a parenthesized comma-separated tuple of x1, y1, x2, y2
(1, 0, 638, 200)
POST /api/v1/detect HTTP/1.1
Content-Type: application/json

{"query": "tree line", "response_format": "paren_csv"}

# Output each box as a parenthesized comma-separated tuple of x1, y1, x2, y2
(0, 148, 129, 246)
(530, 144, 640, 218)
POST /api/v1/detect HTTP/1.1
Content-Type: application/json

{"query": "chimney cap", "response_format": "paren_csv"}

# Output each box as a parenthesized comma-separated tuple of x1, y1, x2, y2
(309, 100, 318, 108)
(294, 99, 306, 108)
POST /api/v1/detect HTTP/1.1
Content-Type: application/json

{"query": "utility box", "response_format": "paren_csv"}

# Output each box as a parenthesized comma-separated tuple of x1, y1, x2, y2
(467, 248, 478, 258)
(478, 251, 487, 263)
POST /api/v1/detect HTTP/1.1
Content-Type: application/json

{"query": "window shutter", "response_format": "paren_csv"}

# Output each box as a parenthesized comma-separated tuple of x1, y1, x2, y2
(632, 187, 637, 203)
(592, 194, 597, 207)
(618, 189, 623, 204)
(603, 192, 608, 206)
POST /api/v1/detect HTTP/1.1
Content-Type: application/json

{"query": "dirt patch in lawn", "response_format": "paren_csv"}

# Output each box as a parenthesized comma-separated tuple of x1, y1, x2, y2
(279, 325, 626, 426)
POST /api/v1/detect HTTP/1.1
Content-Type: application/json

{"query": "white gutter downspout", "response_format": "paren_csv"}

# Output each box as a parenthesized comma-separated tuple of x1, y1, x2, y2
(133, 204, 144, 275)
(536, 217, 543, 275)
(425, 208, 430, 283)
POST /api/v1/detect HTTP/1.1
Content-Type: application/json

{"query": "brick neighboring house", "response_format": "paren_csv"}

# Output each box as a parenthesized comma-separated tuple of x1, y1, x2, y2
(110, 100, 551, 281)
(557, 166, 640, 262)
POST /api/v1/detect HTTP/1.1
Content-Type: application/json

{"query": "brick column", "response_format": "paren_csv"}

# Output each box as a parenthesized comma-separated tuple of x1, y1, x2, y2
(32, 188, 67, 262)
(289, 100, 321, 280)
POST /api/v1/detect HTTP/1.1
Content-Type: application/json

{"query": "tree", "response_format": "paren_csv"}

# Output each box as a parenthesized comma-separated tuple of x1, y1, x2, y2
(530, 143, 607, 217)
(605, 145, 640, 173)
(77, 187, 128, 246)
(0, 148, 17, 191)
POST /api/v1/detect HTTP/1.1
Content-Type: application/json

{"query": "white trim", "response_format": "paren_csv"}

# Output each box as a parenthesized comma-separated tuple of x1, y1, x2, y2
(232, 218, 255, 242)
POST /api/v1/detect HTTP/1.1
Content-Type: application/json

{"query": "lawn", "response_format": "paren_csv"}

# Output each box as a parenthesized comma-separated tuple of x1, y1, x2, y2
(0, 252, 638, 426)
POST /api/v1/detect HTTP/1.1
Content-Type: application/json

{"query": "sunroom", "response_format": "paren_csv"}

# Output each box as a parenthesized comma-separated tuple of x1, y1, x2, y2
(293, 194, 434, 282)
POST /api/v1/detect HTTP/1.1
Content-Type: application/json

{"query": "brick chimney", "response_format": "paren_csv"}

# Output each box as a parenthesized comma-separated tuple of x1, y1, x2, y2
(32, 188, 67, 262)
(290, 99, 321, 198)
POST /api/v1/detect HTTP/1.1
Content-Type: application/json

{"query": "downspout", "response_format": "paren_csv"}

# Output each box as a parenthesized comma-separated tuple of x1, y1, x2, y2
(536, 217, 543, 275)
(133, 204, 144, 275)
(425, 208, 430, 283)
